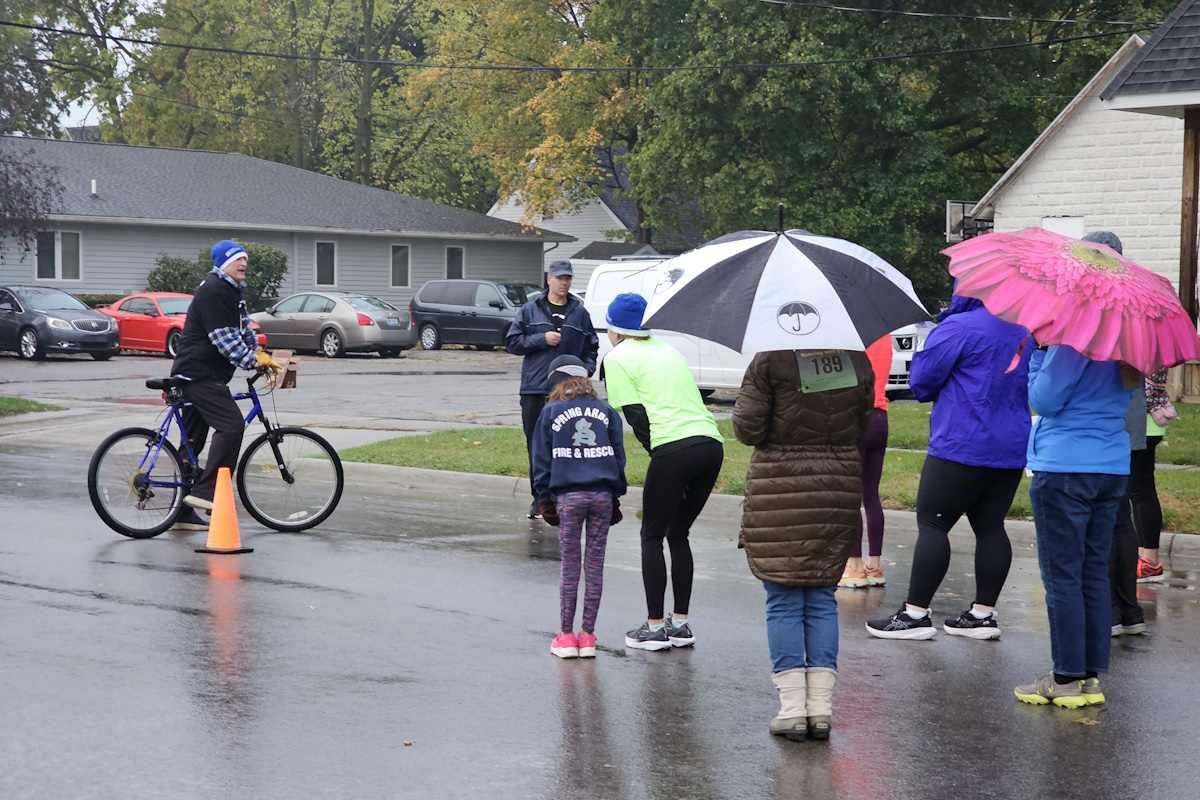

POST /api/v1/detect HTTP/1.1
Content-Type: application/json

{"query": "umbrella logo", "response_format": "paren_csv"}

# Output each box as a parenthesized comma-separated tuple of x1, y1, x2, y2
(655, 268, 685, 293)
(777, 302, 821, 335)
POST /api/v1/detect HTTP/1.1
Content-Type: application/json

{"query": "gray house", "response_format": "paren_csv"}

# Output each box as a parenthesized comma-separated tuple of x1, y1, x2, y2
(0, 137, 572, 305)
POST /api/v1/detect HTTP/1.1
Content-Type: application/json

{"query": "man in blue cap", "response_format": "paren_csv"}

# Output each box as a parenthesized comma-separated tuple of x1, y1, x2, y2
(506, 259, 599, 518)
(170, 239, 282, 529)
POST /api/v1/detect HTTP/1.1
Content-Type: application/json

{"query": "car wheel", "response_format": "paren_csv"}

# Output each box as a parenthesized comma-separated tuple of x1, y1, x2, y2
(419, 323, 441, 351)
(91, 352, 114, 361)
(320, 328, 345, 358)
(166, 329, 182, 359)
(18, 327, 44, 360)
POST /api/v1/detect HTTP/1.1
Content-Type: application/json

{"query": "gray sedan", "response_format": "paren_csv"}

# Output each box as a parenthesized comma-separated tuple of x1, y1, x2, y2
(0, 285, 120, 360)
(250, 291, 416, 357)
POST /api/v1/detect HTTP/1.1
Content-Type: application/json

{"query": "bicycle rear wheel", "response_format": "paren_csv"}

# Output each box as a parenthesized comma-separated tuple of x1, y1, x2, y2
(236, 426, 343, 531)
(88, 427, 186, 538)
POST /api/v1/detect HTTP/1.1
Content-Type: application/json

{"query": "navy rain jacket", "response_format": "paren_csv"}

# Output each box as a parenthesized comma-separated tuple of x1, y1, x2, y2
(531, 396, 627, 501)
(505, 292, 598, 395)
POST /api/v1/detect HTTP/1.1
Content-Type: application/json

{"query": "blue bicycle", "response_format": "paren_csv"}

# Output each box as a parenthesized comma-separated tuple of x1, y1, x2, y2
(87, 372, 344, 538)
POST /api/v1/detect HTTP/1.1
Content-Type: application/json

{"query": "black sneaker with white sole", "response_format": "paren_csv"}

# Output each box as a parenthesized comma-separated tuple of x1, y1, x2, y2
(866, 607, 937, 640)
(527, 500, 542, 520)
(666, 618, 695, 647)
(943, 610, 1001, 640)
(171, 508, 210, 531)
(625, 621, 672, 651)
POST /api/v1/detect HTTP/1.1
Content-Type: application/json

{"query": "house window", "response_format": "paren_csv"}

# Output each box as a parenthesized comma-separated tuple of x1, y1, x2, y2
(35, 231, 81, 280)
(1041, 217, 1084, 239)
(316, 242, 336, 286)
(391, 245, 410, 287)
(446, 246, 464, 279)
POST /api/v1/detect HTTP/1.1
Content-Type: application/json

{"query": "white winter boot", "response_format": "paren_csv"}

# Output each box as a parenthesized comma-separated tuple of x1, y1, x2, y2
(806, 669, 836, 740)
(769, 668, 808, 740)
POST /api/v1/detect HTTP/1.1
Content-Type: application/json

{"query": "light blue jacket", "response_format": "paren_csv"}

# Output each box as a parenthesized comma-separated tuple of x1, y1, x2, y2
(1026, 346, 1134, 474)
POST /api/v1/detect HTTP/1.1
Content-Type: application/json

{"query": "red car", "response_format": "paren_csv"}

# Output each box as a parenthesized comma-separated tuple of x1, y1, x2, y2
(98, 292, 264, 357)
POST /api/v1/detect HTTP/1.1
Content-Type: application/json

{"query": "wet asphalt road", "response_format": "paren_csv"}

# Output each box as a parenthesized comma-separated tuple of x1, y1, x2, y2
(3, 352, 1200, 799)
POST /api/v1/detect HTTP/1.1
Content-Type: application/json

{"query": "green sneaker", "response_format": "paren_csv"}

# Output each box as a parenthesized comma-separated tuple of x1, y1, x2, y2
(1014, 672, 1088, 708)
(1080, 677, 1105, 705)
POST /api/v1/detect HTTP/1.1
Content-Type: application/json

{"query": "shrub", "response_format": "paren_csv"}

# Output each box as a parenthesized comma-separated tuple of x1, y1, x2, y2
(145, 253, 208, 294)
(76, 294, 126, 309)
(143, 241, 289, 309)
(243, 242, 288, 310)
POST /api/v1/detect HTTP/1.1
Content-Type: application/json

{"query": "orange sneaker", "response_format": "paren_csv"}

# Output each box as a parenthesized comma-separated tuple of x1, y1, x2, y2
(1136, 558, 1164, 583)
(838, 565, 869, 588)
(864, 564, 886, 586)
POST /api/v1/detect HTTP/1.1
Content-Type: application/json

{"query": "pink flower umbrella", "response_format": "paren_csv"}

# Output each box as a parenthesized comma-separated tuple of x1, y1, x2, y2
(943, 227, 1200, 374)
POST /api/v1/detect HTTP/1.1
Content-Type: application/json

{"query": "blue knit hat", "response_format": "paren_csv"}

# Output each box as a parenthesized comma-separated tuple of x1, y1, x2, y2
(606, 293, 649, 336)
(211, 240, 248, 271)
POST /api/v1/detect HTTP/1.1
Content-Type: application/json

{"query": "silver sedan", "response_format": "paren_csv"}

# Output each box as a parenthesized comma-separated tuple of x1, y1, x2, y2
(250, 292, 416, 357)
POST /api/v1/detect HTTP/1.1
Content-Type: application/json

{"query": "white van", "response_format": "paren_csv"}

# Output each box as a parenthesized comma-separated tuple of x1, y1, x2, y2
(584, 258, 930, 395)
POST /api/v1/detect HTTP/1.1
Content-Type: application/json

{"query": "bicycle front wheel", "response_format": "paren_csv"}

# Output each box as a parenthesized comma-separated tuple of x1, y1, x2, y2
(88, 427, 186, 538)
(236, 426, 344, 531)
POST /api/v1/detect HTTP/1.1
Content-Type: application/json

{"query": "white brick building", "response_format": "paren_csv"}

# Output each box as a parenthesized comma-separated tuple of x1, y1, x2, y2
(969, 35, 1185, 286)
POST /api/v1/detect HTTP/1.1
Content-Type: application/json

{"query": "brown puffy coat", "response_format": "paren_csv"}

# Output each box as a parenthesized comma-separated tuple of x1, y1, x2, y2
(733, 350, 874, 586)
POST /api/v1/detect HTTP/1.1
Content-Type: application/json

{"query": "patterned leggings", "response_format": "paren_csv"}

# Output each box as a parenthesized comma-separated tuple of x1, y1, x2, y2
(557, 490, 614, 634)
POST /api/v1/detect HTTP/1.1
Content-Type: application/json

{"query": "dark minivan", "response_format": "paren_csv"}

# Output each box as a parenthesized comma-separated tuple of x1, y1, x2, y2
(409, 279, 541, 350)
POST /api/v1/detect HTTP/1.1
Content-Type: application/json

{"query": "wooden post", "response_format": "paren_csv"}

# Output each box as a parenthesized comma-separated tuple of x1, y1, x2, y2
(1181, 109, 1200, 325)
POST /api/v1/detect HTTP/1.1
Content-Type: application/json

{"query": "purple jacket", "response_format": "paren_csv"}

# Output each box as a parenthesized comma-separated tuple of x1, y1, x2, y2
(909, 297, 1032, 469)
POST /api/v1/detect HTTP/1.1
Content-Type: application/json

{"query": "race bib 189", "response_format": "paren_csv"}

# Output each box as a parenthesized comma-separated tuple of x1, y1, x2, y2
(795, 350, 858, 393)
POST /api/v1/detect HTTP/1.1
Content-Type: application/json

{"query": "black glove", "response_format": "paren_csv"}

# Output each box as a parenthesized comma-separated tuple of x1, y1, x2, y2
(610, 498, 623, 526)
(539, 500, 559, 526)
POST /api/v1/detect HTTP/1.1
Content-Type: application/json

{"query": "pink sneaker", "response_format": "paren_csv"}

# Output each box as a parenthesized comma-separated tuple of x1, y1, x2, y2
(551, 631, 579, 658)
(577, 632, 597, 658)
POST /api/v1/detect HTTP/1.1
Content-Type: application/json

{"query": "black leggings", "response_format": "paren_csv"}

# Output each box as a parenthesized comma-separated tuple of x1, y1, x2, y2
(907, 455, 1023, 609)
(1130, 436, 1163, 550)
(1110, 436, 1162, 625)
(639, 438, 724, 619)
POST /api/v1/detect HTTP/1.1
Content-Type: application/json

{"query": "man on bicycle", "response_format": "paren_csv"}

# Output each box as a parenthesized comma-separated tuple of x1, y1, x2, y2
(171, 240, 281, 528)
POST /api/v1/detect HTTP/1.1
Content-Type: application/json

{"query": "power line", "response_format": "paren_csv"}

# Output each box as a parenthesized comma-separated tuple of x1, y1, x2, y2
(0, 18, 1153, 74)
(751, 0, 1152, 26)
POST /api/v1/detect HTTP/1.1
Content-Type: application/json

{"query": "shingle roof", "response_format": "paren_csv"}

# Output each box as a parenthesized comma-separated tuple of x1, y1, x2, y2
(1101, 0, 1200, 100)
(0, 136, 571, 242)
(571, 241, 660, 260)
(594, 148, 706, 249)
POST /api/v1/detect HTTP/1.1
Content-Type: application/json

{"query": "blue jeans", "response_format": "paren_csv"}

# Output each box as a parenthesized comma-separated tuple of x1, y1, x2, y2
(763, 582, 838, 673)
(1030, 471, 1127, 678)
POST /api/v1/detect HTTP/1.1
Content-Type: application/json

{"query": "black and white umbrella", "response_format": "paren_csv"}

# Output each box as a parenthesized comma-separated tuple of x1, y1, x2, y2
(642, 230, 930, 353)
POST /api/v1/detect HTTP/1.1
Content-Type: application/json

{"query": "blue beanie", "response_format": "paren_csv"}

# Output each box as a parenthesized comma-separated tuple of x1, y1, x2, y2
(606, 293, 649, 336)
(211, 240, 248, 270)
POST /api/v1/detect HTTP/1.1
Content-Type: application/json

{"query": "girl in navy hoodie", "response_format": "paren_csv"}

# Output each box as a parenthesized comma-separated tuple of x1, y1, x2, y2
(532, 355, 627, 658)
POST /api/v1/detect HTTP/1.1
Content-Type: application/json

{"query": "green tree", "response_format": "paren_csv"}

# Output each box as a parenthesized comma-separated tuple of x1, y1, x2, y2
(614, 0, 1177, 302)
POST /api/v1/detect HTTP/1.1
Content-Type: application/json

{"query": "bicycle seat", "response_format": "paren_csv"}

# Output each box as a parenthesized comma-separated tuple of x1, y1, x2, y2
(146, 377, 189, 391)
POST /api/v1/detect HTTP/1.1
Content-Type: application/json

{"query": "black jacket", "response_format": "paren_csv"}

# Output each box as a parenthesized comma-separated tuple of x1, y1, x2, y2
(171, 272, 250, 383)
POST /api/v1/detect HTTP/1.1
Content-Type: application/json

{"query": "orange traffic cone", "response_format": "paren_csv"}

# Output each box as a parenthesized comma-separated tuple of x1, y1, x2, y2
(195, 467, 253, 554)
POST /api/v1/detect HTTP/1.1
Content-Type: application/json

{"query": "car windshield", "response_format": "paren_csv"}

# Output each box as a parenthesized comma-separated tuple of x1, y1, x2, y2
(342, 295, 397, 311)
(157, 297, 192, 315)
(17, 288, 89, 311)
(498, 284, 541, 306)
